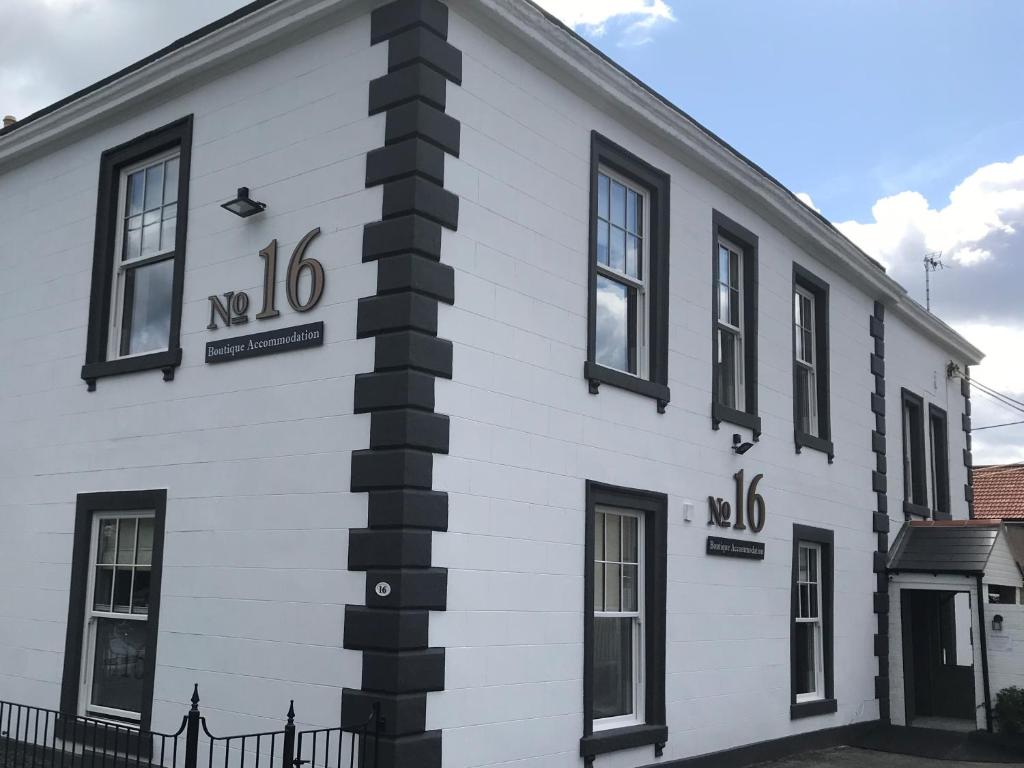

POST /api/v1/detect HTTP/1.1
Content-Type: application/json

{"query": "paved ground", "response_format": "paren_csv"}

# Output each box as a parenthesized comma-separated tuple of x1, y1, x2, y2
(755, 746, 1024, 768)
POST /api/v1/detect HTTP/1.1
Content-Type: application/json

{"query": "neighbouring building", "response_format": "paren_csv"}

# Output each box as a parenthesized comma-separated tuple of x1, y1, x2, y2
(0, 0, 998, 765)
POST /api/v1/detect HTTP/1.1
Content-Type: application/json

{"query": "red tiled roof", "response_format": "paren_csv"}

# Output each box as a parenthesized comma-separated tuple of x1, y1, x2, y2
(973, 464, 1024, 520)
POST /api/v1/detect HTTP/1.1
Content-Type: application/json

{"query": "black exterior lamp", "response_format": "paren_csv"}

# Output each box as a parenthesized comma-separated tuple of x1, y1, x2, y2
(221, 187, 266, 218)
(993, 614, 1004, 632)
(732, 433, 754, 455)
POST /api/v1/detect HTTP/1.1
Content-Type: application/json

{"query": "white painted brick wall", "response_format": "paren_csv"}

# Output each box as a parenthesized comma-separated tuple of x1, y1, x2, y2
(432, 7, 973, 767)
(987, 604, 1024, 709)
(883, 313, 971, 528)
(0, 10, 382, 734)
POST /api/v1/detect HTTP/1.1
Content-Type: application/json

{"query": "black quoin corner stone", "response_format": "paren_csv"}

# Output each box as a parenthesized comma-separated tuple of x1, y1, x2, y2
(869, 301, 890, 723)
(347, 2, 459, 765)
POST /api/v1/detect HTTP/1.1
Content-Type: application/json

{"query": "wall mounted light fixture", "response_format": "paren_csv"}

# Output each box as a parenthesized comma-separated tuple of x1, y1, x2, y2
(732, 433, 754, 455)
(993, 614, 1004, 632)
(221, 187, 266, 218)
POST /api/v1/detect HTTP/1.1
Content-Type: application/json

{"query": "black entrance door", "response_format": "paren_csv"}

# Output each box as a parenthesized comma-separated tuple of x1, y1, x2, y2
(901, 589, 976, 723)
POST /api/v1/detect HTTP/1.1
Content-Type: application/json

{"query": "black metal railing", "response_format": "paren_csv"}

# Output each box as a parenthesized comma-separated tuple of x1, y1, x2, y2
(293, 704, 381, 768)
(0, 688, 380, 768)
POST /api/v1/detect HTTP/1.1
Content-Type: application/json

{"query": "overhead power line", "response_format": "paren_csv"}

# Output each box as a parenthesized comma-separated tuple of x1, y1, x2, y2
(973, 419, 1024, 432)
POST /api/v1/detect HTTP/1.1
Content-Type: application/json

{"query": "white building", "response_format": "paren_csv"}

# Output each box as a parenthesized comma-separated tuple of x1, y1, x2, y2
(0, 0, 1000, 766)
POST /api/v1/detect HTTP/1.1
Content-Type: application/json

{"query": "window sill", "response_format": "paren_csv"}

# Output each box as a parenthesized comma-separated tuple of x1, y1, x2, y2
(584, 361, 670, 413)
(790, 698, 837, 720)
(82, 348, 182, 390)
(903, 500, 931, 518)
(712, 402, 762, 438)
(580, 723, 668, 760)
(795, 431, 835, 463)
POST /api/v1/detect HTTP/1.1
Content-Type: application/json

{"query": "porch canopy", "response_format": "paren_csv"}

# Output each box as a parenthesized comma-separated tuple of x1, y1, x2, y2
(888, 520, 1000, 574)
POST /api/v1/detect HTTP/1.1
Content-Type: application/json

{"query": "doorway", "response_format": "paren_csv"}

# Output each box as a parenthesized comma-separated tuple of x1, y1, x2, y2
(901, 589, 976, 729)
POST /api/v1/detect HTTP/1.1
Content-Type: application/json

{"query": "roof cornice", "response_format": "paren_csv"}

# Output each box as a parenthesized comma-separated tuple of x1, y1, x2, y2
(458, 0, 983, 364)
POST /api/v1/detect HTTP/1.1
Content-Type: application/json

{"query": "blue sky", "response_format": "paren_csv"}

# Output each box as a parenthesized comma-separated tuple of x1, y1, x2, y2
(1, 0, 1021, 463)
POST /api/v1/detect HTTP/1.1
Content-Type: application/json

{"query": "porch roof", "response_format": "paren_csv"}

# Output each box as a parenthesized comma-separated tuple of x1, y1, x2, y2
(888, 520, 1001, 575)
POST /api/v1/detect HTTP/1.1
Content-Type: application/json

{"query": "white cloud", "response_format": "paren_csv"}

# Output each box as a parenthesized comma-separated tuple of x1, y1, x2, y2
(795, 192, 820, 213)
(835, 155, 1024, 274)
(830, 157, 1024, 465)
(533, 0, 674, 44)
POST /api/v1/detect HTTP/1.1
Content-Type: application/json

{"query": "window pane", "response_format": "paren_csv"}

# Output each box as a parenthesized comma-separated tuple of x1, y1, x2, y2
(93, 567, 114, 611)
(718, 283, 730, 323)
(794, 622, 817, 695)
(604, 563, 620, 611)
(141, 223, 161, 257)
(595, 514, 605, 560)
(132, 569, 151, 615)
(160, 217, 177, 252)
(796, 367, 817, 436)
(594, 562, 605, 611)
(136, 519, 154, 566)
(799, 546, 809, 582)
(598, 174, 609, 221)
(611, 181, 625, 227)
(127, 171, 145, 217)
(597, 221, 609, 266)
(593, 617, 633, 719)
(622, 564, 638, 612)
(626, 235, 640, 279)
(718, 330, 739, 409)
(718, 246, 730, 288)
(622, 516, 637, 564)
(729, 287, 741, 327)
(635, 194, 643, 237)
(122, 258, 174, 356)
(97, 520, 117, 565)
(609, 226, 626, 272)
(91, 618, 147, 714)
(802, 330, 813, 363)
(730, 250, 741, 291)
(112, 568, 133, 613)
(163, 158, 179, 204)
(595, 276, 629, 373)
(144, 164, 164, 210)
(606, 514, 621, 562)
(626, 190, 638, 233)
(799, 584, 809, 618)
(117, 519, 137, 564)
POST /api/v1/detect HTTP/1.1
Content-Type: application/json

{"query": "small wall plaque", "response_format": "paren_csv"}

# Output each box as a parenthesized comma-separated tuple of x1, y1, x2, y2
(205, 321, 324, 364)
(706, 536, 765, 560)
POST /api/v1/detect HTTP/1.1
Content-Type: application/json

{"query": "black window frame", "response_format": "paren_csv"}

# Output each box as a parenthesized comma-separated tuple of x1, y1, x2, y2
(711, 210, 760, 437)
(81, 116, 193, 390)
(792, 264, 833, 461)
(790, 523, 836, 720)
(60, 490, 167, 734)
(929, 403, 951, 520)
(901, 388, 929, 517)
(581, 481, 667, 761)
(584, 132, 671, 413)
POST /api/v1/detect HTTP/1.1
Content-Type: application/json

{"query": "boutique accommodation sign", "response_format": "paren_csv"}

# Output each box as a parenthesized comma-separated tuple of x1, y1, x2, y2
(706, 470, 767, 560)
(205, 228, 326, 363)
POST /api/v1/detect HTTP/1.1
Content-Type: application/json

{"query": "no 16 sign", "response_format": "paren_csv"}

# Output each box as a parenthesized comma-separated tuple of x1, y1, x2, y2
(208, 227, 324, 330)
(708, 470, 766, 533)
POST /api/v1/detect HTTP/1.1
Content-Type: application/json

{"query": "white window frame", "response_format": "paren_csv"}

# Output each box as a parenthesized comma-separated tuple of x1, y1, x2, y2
(716, 236, 745, 408)
(795, 541, 824, 703)
(794, 285, 819, 437)
(80, 511, 154, 723)
(595, 167, 650, 379)
(593, 506, 645, 731)
(107, 149, 180, 361)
